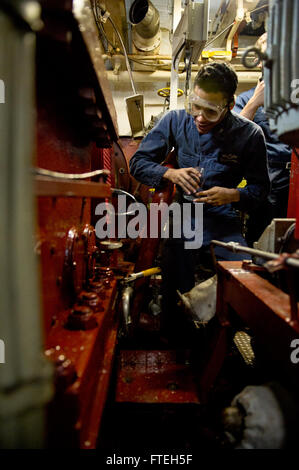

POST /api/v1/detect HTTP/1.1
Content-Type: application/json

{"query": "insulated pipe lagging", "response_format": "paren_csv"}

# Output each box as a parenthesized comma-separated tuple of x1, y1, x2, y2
(129, 0, 160, 52)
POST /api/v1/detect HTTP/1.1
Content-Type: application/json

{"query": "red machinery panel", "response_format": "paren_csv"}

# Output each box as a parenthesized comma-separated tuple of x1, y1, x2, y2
(33, 1, 122, 447)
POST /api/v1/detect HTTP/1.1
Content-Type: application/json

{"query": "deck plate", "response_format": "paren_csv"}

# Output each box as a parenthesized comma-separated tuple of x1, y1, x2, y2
(116, 350, 200, 404)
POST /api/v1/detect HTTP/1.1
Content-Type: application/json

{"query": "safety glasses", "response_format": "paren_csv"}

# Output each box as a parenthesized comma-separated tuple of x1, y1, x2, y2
(185, 93, 228, 122)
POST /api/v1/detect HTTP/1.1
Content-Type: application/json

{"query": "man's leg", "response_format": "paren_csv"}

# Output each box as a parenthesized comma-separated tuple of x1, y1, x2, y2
(160, 238, 196, 337)
(203, 212, 251, 260)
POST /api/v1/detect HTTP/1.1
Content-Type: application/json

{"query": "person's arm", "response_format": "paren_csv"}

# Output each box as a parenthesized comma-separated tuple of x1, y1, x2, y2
(194, 186, 240, 205)
(194, 126, 269, 209)
(163, 167, 201, 194)
(235, 81, 265, 121)
(129, 113, 174, 188)
(233, 126, 270, 211)
(129, 111, 201, 193)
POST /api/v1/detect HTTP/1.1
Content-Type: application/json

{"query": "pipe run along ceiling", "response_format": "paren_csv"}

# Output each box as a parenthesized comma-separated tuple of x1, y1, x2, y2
(102, 0, 266, 136)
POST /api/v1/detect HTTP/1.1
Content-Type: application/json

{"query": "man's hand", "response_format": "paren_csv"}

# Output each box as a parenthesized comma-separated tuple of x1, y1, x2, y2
(240, 80, 265, 120)
(251, 80, 265, 108)
(194, 186, 240, 206)
(163, 167, 201, 194)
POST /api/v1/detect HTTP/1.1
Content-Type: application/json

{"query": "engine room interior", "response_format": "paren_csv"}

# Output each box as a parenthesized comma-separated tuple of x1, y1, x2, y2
(0, 0, 299, 454)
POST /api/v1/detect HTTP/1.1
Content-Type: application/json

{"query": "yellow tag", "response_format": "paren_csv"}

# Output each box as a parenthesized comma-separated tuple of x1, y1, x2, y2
(147, 188, 155, 208)
(238, 179, 247, 188)
(201, 51, 232, 59)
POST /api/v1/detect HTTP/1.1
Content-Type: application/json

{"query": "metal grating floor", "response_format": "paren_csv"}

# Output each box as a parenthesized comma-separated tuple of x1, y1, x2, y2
(233, 331, 255, 367)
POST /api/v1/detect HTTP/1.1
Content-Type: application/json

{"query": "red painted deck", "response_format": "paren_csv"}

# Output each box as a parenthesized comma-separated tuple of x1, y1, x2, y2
(116, 350, 200, 404)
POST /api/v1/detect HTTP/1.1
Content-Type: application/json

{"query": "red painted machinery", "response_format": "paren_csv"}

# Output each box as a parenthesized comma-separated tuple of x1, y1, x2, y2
(2, 0, 298, 451)
(32, 0, 178, 448)
(32, 0, 132, 448)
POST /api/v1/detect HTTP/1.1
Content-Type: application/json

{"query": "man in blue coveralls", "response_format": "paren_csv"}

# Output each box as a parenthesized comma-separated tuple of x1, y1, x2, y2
(233, 35, 292, 246)
(130, 62, 270, 325)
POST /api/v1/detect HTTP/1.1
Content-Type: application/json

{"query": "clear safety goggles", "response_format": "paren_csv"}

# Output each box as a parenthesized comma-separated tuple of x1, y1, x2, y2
(185, 93, 227, 122)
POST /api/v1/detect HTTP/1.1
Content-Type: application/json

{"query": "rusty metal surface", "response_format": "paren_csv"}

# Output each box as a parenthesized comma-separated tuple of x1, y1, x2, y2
(217, 261, 299, 330)
(35, 176, 111, 198)
(112, 142, 131, 192)
(116, 350, 200, 404)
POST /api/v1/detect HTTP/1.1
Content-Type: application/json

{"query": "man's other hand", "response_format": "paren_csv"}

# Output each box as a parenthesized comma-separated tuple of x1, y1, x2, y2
(194, 186, 240, 206)
(163, 167, 201, 194)
(240, 80, 265, 120)
(251, 80, 265, 108)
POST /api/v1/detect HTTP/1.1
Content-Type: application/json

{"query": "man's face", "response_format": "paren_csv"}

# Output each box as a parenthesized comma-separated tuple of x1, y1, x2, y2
(192, 86, 229, 134)
(256, 32, 267, 54)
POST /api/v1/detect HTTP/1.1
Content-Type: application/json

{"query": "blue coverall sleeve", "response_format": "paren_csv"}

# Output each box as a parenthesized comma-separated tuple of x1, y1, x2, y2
(235, 127, 270, 211)
(233, 93, 250, 114)
(129, 112, 176, 187)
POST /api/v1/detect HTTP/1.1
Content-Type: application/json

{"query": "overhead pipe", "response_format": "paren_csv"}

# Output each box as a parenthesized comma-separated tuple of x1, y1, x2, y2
(106, 69, 261, 83)
(129, 0, 160, 53)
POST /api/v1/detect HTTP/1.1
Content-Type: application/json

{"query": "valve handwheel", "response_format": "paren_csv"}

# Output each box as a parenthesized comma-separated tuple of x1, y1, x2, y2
(157, 87, 183, 98)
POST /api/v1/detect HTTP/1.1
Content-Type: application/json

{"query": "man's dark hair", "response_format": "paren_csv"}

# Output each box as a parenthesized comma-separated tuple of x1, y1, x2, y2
(194, 62, 238, 103)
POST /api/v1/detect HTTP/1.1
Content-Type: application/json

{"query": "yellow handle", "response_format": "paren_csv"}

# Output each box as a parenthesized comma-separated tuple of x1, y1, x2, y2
(141, 267, 161, 277)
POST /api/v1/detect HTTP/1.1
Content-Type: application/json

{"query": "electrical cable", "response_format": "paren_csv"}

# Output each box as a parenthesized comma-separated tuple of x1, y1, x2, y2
(173, 40, 186, 72)
(204, 21, 236, 49)
(184, 45, 193, 95)
(90, 0, 103, 35)
(91, 0, 114, 54)
(106, 16, 145, 131)
(106, 16, 145, 132)
(91, 1, 148, 133)
(248, 4, 269, 16)
(107, 15, 137, 95)
(117, 54, 171, 70)
(99, 21, 117, 51)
